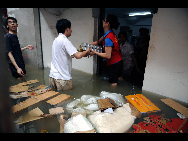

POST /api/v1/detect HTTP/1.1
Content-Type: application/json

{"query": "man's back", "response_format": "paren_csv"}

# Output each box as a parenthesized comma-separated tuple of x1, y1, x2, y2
(49, 33, 77, 80)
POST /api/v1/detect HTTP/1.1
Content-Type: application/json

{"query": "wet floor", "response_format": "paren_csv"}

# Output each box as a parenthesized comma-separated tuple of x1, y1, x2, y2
(9, 64, 188, 133)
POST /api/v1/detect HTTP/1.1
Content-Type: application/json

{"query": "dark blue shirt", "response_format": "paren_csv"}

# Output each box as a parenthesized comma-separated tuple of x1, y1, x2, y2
(6, 33, 25, 74)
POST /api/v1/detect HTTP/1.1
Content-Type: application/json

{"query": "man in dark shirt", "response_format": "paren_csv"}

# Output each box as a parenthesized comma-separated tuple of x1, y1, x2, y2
(5, 17, 34, 79)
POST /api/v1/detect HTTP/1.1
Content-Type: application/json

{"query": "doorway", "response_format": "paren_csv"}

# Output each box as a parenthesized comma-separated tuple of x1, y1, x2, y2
(97, 8, 158, 87)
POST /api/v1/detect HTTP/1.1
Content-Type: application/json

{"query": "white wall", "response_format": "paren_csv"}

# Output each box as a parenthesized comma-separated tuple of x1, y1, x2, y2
(40, 8, 59, 68)
(40, 8, 94, 74)
(62, 8, 94, 74)
(143, 8, 188, 103)
(7, 8, 41, 68)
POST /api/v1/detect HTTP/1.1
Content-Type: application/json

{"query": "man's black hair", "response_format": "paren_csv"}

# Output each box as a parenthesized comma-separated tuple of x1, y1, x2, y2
(106, 15, 120, 30)
(5, 17, 17, 30)
(56, 19, 71, 34)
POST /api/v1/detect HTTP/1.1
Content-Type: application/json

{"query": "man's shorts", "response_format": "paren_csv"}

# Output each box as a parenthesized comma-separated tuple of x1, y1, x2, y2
(49, 77, 73, 91)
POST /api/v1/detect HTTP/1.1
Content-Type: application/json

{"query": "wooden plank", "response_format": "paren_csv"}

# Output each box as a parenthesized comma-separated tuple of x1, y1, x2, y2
(9, 79, 39, 93)
(12, 91, 59, 113)
(12, 98, 39, 113)
(9, 85, 29, 93)
(49, 107, 64, 115)
(46, 94, 72, 105)
(161, 98, 188, 118)
(35, 91, 59, 101)
(16, 107, 44, 125)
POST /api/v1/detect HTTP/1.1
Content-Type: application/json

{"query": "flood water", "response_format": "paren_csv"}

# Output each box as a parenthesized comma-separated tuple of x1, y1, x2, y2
(9, 64, 188, 133)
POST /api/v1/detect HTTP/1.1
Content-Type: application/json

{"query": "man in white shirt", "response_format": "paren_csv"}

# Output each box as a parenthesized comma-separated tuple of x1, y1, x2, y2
(49, 19, 90, 91)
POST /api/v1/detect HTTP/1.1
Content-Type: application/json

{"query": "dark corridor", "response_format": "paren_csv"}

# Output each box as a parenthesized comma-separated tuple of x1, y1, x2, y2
(96, 8, 158, 87)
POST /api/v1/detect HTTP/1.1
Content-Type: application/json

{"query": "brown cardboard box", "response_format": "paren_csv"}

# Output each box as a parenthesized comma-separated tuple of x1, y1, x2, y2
(97, 98, 115, 110)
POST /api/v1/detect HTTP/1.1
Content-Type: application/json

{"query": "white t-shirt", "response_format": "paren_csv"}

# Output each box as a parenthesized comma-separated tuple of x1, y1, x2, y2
(49, 33, 78, 80)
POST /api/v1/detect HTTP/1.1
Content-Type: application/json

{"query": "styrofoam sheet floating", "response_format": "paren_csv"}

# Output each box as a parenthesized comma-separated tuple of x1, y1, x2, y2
(63, 114, 95, 133)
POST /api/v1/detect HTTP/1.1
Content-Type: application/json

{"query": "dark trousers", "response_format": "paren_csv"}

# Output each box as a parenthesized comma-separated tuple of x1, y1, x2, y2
(107, 60, 123, 84)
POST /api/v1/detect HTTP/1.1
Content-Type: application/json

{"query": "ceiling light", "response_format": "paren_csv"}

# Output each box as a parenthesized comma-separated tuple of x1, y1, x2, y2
(129, 12, 151, 16)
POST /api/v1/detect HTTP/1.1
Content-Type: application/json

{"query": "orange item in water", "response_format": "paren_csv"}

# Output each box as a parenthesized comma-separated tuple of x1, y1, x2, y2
(125, 94, 160, 113)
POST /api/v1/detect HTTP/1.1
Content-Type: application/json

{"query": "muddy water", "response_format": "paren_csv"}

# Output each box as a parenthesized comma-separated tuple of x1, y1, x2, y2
(9, 64, 188, 133)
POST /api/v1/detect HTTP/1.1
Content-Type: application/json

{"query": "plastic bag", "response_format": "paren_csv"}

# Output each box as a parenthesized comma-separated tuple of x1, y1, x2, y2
(80, 95, 100, 104)
(66, 99, 80, 110)
(88, 103, 136, 133)
(64, 114, 94, 133)
(84, 103, 99, 111)
(100, 91, 125, 106)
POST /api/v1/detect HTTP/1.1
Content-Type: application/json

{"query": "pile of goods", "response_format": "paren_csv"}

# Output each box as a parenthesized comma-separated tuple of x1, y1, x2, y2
(10, 80, 187, 133)
(65, 91, 126, 115)
(64, 91, 136, 133)
(78, 42, 103, 53)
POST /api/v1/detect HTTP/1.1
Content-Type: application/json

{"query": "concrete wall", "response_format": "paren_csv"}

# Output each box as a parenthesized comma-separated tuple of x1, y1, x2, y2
(62, 8, 94, 74)
(39, 8, 59, 68)
(40, 8, 95, 74)
(7, 8, 96, 74)
(143, 8, 188, 103)
(7, 8, 43, 69)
